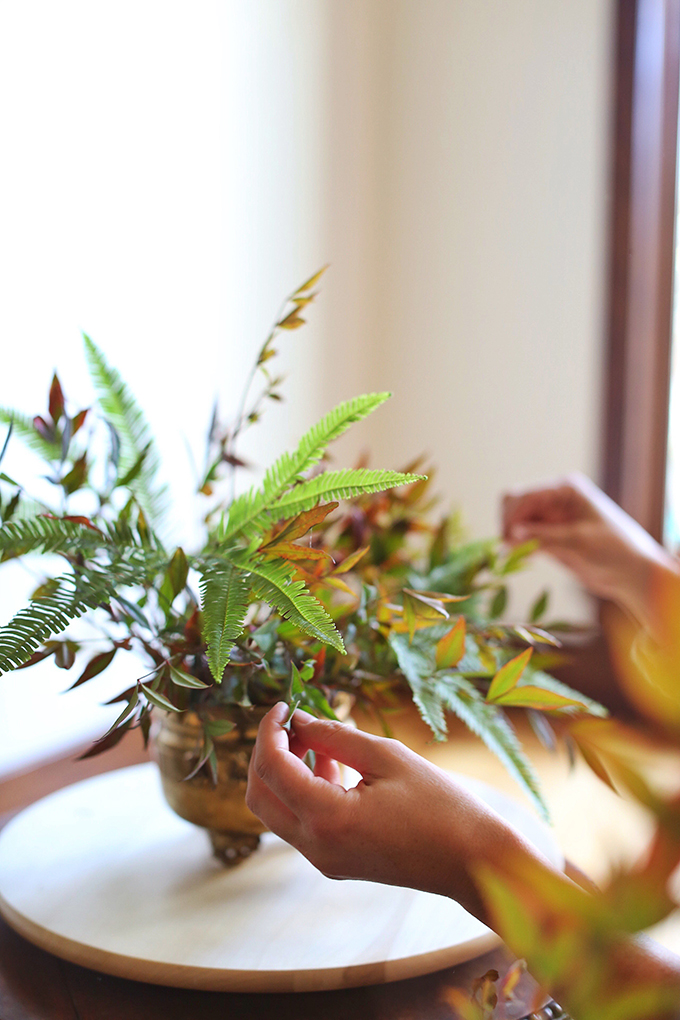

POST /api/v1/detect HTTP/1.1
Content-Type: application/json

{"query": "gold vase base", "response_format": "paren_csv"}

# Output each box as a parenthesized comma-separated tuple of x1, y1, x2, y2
(208, 829, 261, 867)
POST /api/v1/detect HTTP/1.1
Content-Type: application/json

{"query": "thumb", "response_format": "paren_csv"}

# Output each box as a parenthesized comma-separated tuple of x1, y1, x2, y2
(291, 711, 391, 777)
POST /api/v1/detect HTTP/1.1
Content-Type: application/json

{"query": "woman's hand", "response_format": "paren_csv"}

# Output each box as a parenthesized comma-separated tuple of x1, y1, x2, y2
(246, 704, 554, 924)
(501, 472, 679, 627)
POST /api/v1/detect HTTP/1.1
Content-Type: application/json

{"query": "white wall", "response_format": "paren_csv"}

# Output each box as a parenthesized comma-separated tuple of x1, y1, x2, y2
(313, 0, 615, 623)
(0, 0, 614, 773)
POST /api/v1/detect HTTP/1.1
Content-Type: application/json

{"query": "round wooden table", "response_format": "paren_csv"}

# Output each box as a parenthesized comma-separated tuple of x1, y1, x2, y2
(1, 704, 675, 1018)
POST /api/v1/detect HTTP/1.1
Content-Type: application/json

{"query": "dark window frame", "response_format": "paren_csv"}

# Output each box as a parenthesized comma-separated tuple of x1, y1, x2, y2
(604, 0, 680, 542)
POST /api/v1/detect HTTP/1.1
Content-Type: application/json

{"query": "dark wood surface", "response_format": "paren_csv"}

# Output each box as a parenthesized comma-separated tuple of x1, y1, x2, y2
(0, 740, 546, 1020)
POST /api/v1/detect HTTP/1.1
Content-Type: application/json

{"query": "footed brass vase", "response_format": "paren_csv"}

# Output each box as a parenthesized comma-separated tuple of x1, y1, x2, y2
(150, 707, 268, 867)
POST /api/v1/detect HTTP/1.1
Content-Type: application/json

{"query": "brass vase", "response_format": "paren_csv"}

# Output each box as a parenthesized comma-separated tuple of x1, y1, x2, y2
(150, 706, 269, 867)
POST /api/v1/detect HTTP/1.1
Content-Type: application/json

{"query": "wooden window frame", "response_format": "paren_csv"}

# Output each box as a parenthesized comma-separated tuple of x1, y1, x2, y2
(604, 0, 680, 542)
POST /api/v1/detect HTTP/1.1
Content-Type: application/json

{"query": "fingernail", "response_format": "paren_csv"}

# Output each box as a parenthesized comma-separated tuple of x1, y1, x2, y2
(271, 701, 288, 720)
(291, 709, 315, 724)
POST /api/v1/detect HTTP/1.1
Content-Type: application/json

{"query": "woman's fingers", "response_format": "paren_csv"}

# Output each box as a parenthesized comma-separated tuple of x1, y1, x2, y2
(249, 704, 343, 816)
(245, 756, 302, 845)
(290, 710, 393, 778)
(312, 752, 343, 785)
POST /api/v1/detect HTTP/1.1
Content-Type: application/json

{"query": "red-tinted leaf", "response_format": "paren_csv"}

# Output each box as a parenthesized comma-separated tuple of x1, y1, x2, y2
(263, 542, 331, 563)
(487, 648, 533, 701)
(67, 649, 117, 689)
(63, 514, 101, 532)
(71, 409, 89, 435)
(33, 415, 55, 443)
(261, 503, 339, 547)
(78, 719, 133, 759)
(489, 685, 590, 711)
(333, 545, 369, 575)
(435, 617, 466, 669)
(49, 374, 65, 424)
(184, 608, 202, 645)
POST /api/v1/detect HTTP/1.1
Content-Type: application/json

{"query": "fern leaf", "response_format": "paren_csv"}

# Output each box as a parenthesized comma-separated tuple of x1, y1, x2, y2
(235, 555, 345, 652)
(439, 675, 549, 821)
(267, 469, 423, 526)
(389, 631, 448, 739)
(82, 335, 167, 527)
(221, 394, 391, 541)
(0, 517, 102, 560)
(0, 408, 62, 461)
(389, 630, 548, 819)
(200, 562, 251, 682)
(0, 571, 118, 674)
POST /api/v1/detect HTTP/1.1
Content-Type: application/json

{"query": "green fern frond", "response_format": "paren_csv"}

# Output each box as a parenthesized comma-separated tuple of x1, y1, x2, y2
(0, 408, 62, 461)
(82, 335, 167, 527)
(0, 517, 102, 560)
(388, 631, 547, 819)
(221, 394, 391, 541)
(235, 554, 345, 652)
(200, 562, 251, 682)
(438, 676, 548, 821)
(268, 469, 423, 521)
(388, 631, 448, 739)
(0, 571, 118, 674)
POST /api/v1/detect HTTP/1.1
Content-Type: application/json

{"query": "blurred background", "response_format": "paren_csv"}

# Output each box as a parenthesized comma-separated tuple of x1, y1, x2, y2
(0, 1, 618, 771)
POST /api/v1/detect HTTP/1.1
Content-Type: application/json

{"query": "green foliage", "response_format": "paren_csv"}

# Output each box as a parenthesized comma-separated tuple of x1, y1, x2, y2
(83, 334, 167, 527)
(269, 468, 420, 522)
(389, 630, 548, 818)
(199, 562, 251, 681)
(0, 516, 101, 560)
(0, 270, 600, 806)
(0, 408, 62, 461)
(0, 571, 118, 674)
(220, 394, 405, 542)
(242, 555, 345, 653)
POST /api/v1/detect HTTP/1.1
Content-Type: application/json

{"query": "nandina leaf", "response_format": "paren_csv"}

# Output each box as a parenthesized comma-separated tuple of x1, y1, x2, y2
(184, 608, 202, 645)
(78, 719, 133, 759)
(261, 502, 339, 547)
(71, 408, 89, 435)
(262, 542, 331, 563)
(293, 265, 328, 295)
(33, 415, 55, 443)
(140, 683, 182, 712)
(61, 454, 88, 494)
(67, 649, 117, 689)
(513, 625, 562, 648)
(529, 589, 549, 622)
(277, 309, 306, 330)
(435, 617, 466, 669)
(168, 663, 209, 689)
(490, 586, 508, 619)
(49, 373, 65, 424)
(412, 589, 471, 603)
(167, 547, 189, 598)
(204, 718, 236, 737)
(486, 648, 533, 701)
(488, 685, 591, 711)
(333, 545, 369, 575)
(184, 734, 216, 781)
(54, 640, 78, 669)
